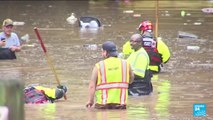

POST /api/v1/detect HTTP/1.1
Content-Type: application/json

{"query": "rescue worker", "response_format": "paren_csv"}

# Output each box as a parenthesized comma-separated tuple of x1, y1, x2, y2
(127, 34, 153, 96)
(122, 20, 170, 73)
(0, 18, 21, 59)
(24, 84, 67, 104)
(86, 41, 134, 109)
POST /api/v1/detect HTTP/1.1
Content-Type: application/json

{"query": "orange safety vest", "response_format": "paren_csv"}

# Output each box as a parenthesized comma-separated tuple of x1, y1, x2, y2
(95, 57, 130, 105)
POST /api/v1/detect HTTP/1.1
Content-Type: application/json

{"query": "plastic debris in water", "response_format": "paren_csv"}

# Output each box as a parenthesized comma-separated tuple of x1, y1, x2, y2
(123, 10, 134, 13)
(13, 21, 25, 26)
(83, 44, 98, 50)
(66, 13, 78, 24)
(193, 22, 202, 25)
(201, 8, 213, 13)
(178, 31, 198, 39)
(21, 34, 30, 43)
(181, 10, 186, 17)
(187, 46, 200, 51)
(133, 14, 141, 17)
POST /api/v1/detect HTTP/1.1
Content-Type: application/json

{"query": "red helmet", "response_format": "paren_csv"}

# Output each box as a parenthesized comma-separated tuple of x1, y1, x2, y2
(138, 20, 153, 32)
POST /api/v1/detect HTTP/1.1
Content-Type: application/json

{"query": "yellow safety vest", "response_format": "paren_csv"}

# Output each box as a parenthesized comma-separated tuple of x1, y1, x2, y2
(123, 38, 170, 72)
(35, 86, 56, 99)
(127, 47, 149, 78)
(95, 57, 130, 105)
(122, 41, 134, 59)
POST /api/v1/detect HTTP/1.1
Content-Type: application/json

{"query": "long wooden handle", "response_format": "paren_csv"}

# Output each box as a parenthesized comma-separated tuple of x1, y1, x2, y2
(155, 0, 159, 38)
(34, 27, 67, 100)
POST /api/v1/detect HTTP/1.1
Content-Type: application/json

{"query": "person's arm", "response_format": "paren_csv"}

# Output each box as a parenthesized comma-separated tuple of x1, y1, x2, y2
(86, 66, 98, 108)
(10, 46, 21, 52)
(129, 64, 134, 84)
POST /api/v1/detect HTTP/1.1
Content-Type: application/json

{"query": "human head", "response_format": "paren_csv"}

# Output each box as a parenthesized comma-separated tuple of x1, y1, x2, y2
(2, 18, 14, 36)
(138, 20, 153, 34)
(102, 41, 118, 58)
(130, 33, 143, 51)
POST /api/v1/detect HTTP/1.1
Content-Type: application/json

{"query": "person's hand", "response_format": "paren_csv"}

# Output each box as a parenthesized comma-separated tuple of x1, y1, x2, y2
(10, 46, 18, 52)
(57, 85, 67, 93)
(0, 41, 6, 47)
(86, 100, 94, 108)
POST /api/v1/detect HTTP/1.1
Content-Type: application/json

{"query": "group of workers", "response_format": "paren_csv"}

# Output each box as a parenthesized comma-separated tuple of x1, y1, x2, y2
(0, 18, 170, 108)
(86, 20, 170, 109)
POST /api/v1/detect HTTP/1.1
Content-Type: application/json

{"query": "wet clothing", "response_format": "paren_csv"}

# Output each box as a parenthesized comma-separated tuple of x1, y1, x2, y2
(0, 48, 16, 59)
(122, 37, 170, 73)
(0, 32, 20, 59)
(127, 47, 153, 96)
(95, 57, 130, 109)
(24, 85, 66, 104)
(128, 71, 153, 96)
(127, 47, 149, 78)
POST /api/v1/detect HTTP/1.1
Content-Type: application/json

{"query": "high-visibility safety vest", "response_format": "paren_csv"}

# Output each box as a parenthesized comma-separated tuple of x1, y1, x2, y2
(35, 86, 56, 99)
(122, 38, 170, 73)
(127, 47, 149, 78)
(95, 57, 130, 105)
(122, 41, 134, 59)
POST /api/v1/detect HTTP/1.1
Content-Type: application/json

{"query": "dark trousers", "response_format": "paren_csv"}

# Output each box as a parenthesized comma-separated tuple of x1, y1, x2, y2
(128, 70, 153, 96)
(0, 48, 16, 60)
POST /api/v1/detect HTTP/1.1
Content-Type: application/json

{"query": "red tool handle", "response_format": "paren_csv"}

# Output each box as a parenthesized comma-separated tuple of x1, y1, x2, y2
(34, 27, 47, 53)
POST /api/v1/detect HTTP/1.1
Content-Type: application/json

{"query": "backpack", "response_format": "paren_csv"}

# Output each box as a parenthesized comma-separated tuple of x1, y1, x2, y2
(24, 86, 49, 104)
(142, 37, 162, 66)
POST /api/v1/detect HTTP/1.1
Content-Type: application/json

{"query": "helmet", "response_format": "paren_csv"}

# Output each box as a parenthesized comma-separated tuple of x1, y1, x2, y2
(138, 20, 153, 32)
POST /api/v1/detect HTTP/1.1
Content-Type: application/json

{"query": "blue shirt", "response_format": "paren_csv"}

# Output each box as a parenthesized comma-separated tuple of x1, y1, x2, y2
(0, 32, 20, 48)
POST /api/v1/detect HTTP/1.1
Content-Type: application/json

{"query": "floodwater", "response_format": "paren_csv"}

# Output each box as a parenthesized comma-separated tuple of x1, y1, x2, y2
(1, 0, 213, 120)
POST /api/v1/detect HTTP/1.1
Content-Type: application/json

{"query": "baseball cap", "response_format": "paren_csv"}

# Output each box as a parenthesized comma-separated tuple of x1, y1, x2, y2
(102, 41, 118, 57)
(2, 18, 13, 27)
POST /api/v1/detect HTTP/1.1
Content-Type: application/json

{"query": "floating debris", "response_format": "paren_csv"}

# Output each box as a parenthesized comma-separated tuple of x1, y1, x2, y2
(13, 21, 25, 26)
(193, 22, 202, 25)
(66, 13, 78, 24)
(181, 10, 186, 17)
(83, 44, 98, 50)
(123, 10, 134, 13)
(187, 46, 200, 51)
(133, 14, 141, 17)
(201, 8, 213, 13)
(21, 34, 30, 43)
(178, 31, 198, 39)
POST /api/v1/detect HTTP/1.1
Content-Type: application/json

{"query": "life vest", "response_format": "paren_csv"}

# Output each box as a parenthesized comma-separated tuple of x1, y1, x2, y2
(142, 37, 162, 66)
(24, 86, 49, 104)
(95, 57, 130, 105)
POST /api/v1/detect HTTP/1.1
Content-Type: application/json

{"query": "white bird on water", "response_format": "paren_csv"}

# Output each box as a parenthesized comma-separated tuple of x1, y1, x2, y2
(66, 13, 78, 24)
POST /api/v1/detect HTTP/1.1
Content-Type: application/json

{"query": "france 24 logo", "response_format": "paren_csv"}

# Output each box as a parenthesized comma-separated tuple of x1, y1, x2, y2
(193, 104, 206, 117)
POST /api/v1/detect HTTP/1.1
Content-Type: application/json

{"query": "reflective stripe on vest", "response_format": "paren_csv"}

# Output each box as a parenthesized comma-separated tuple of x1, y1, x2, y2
(96, 82, 128, 90)
(98, 59, 128, 105)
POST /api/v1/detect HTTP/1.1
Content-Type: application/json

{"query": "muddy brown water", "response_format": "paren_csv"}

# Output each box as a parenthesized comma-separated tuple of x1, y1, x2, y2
(0, 1, 213, 120)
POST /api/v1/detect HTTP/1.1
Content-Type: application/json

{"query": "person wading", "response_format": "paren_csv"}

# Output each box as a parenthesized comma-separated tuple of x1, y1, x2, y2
(127, 34, 153, 96)
(86, 41, 134, 109)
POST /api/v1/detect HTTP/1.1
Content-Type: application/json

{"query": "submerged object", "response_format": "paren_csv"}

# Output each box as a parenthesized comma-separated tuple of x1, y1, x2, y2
(66, 13, 78, 24)
(201, 8, 213, 13)
(178, 31, 198, 39)
(79, 16, 101, 28)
